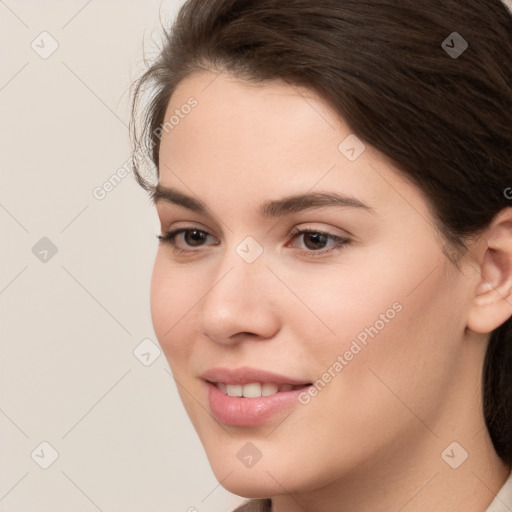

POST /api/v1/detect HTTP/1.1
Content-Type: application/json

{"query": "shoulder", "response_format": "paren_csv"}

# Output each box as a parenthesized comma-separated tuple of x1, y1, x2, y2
(231, 498, 271, 512)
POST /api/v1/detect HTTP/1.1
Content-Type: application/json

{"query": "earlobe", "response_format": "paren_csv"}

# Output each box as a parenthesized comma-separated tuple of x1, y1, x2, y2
(466, 209, 512, 334)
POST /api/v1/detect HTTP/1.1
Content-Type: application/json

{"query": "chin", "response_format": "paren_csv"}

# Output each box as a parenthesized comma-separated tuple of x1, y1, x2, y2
(206, 447, 314, 498)
(212, 468, 282, 499)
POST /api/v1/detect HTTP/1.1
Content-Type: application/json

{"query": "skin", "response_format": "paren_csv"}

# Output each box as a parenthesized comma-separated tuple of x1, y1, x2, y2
(150, 70, 512, 512)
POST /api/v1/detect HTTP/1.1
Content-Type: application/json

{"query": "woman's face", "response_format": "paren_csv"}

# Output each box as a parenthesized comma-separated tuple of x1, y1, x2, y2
(151, 70, 479, 497)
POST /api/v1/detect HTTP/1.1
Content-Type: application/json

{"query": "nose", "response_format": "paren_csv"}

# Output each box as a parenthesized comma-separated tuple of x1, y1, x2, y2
(199, 253, 281, 346)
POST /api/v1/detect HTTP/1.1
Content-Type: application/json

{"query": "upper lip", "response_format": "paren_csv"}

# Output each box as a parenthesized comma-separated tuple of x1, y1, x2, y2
(200, 366, 312, 386)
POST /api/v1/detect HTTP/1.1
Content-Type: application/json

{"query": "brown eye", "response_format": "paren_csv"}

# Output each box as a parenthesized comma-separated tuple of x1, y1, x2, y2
(183, 229, 208, 247)
(289, 228, 351, 257)
(157, 228, 215, 252)
(301, 232, 329, 250)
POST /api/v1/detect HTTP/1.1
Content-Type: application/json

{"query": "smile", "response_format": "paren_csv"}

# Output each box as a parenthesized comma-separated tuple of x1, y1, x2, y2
(212, 381, 309, 398)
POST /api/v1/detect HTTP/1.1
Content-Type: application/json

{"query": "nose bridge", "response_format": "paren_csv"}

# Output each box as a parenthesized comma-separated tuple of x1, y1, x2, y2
(209, 233, 267, 299)
(199, 236, 279, 343)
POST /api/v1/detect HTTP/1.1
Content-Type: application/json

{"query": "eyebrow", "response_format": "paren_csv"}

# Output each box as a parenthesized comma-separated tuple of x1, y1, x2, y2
(151, 184, 375, 217)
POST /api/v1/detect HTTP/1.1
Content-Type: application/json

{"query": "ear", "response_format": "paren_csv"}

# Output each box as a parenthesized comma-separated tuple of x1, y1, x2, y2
(467, 208, 512, 334)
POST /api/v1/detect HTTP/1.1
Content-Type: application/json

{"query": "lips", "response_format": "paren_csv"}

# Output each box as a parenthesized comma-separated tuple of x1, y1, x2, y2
(201, 366, 312, 426)
(200, 366, 312, 387)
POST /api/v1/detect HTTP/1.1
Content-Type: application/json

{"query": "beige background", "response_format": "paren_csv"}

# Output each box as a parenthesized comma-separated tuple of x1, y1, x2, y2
(2, 1, 512, 511)
(0, 1, 245, 511)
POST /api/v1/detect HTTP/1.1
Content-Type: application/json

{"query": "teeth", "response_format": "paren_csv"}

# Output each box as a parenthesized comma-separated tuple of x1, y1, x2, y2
(217, 382, 300, 397)
(242, 383, 261, 398)
(225, 384, 243, 397)
(261, 383, 279, 396)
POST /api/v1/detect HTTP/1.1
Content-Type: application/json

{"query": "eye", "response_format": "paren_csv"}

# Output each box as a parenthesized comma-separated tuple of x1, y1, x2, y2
(288, 228, 351, 257)
(156, 226, 351, 257)
(156, 228, 216, 253)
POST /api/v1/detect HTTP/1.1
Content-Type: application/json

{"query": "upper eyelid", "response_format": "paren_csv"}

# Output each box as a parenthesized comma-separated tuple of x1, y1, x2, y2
(163, 223, 219, 239)
(156, 207, 226, 233)
(163, 225, 349, 245)
(161, 222, 348, 236)
(155, 203, 360, 234)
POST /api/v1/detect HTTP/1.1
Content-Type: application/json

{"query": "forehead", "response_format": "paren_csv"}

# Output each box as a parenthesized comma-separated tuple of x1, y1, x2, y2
(156, 70, 431, 228)
(159, 70, 355, 184)
(161, 70, 345, 155)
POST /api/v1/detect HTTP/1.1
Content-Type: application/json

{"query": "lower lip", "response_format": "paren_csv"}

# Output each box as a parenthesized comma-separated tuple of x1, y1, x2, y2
(206, 381, 310, 427)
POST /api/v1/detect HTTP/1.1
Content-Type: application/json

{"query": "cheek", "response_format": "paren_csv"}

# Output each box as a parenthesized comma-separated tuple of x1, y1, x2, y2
(284, 248, 457, 406)
(320, 268, 461, 434)
(150, 254, 196, 367)
(275, 257, 402, 365)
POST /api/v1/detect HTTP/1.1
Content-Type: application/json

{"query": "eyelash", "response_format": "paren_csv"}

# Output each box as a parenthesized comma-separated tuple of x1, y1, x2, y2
(156, 226, 351, 258)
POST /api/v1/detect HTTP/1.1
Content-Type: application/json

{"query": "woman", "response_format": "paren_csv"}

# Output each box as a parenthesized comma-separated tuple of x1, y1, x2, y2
(130, 1, 512, 510)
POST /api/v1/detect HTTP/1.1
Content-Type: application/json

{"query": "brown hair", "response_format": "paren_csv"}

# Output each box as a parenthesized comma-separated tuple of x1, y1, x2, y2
(130, 0, 512, 465)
